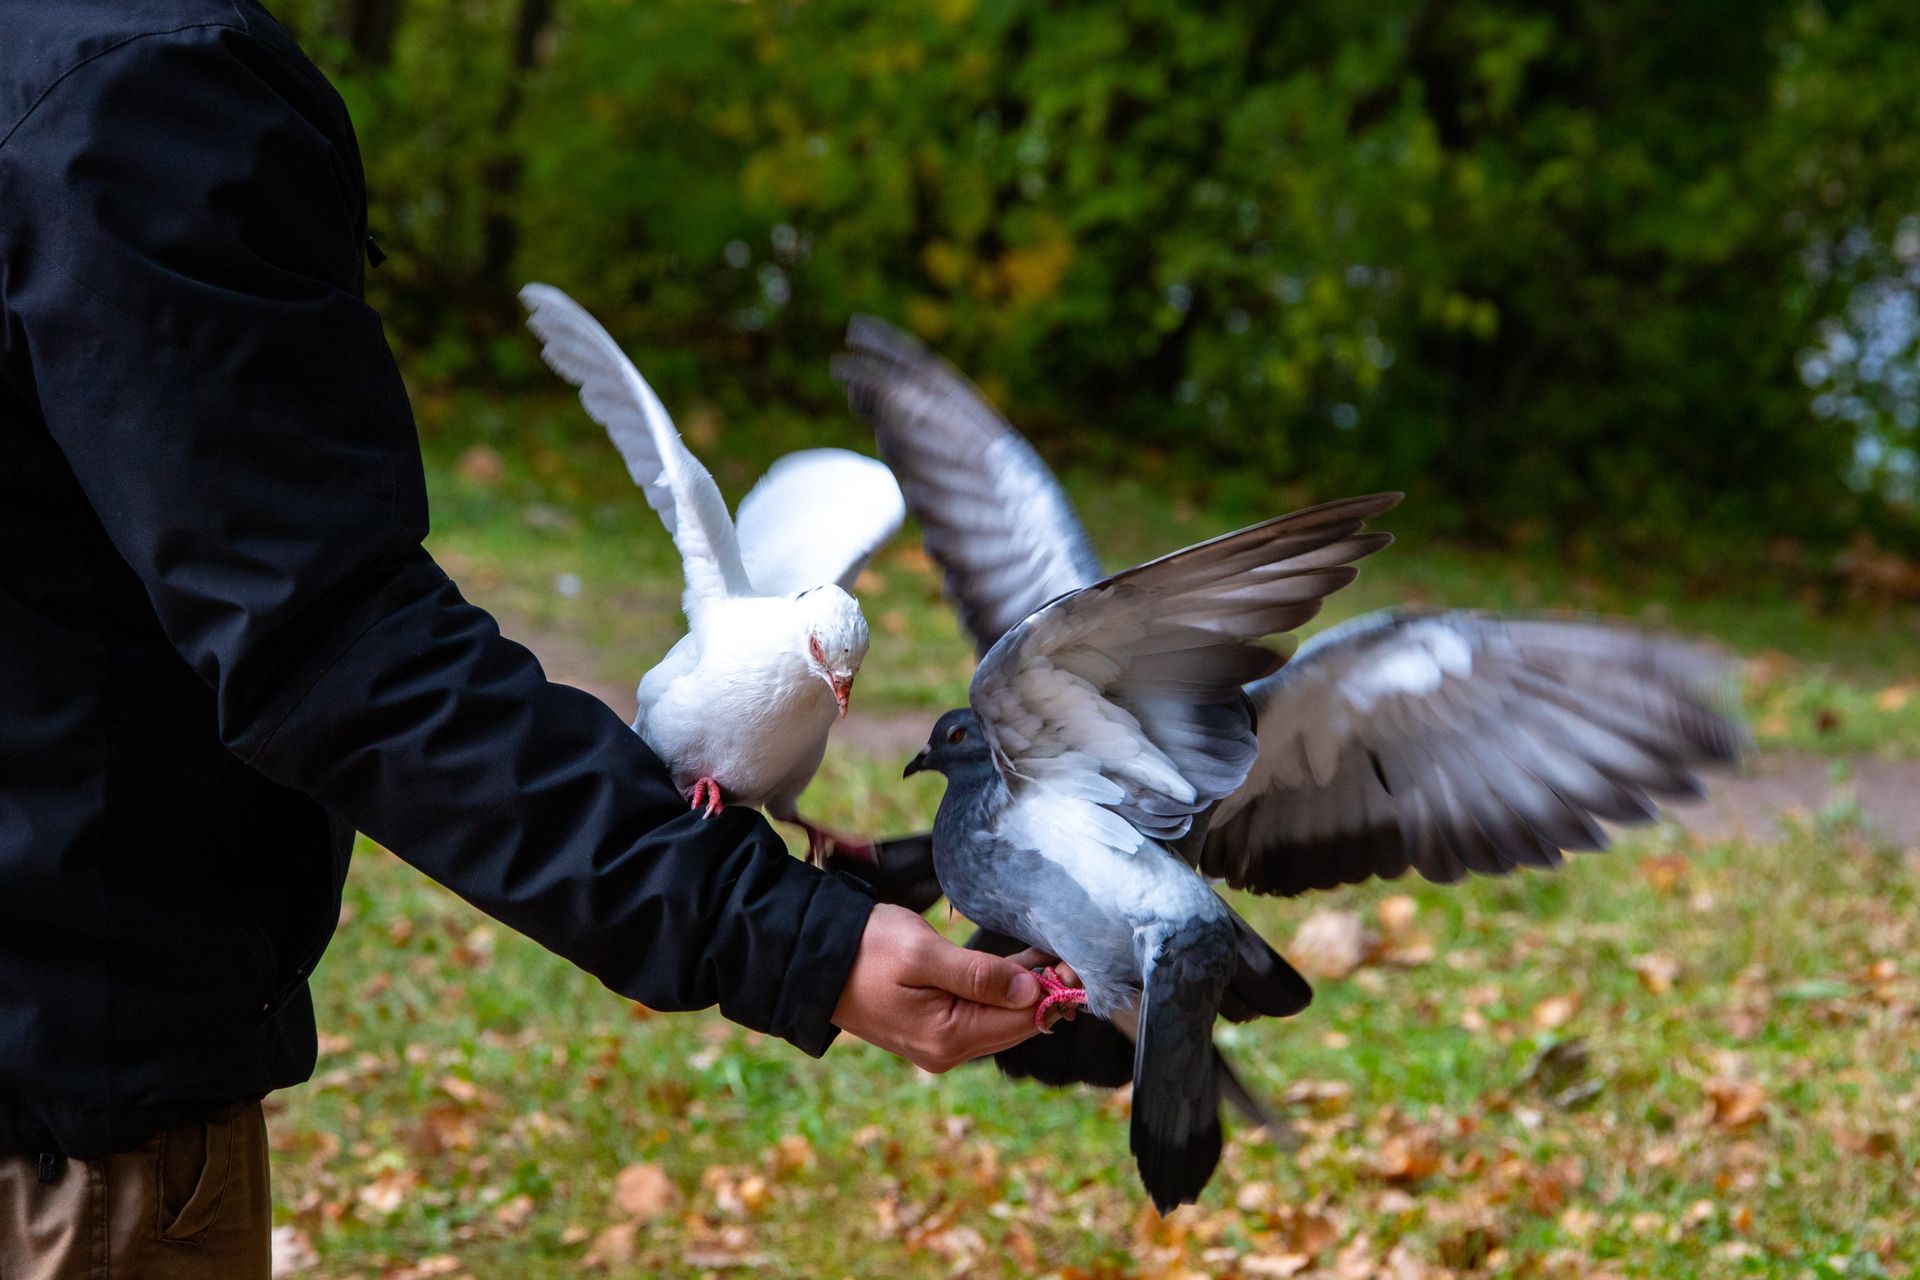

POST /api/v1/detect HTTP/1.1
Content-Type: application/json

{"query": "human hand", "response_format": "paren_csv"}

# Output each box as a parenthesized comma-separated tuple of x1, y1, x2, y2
(831, 904, 1077, 1072)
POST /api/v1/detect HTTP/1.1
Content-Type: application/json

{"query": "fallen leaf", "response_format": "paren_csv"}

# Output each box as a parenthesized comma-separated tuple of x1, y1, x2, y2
(736, 1173, 772, 1214)
(1839, 1129, 1900, 1159)
(356, 1167, 416, 1217)
(1560, 1206, 1600, 1239)
(581, 1222, 638, 1270)
(770, 1133, 815, 1177)
(1639, 853, 1690, 894)
(492, 1194, 534, 1231)
(1632, 954, 1681, 994)
(1532, 993, 1580, 1030)
(611, 1162, 677, 1221)
(1280, 1079, 1351, 1115)
(415, 1102, 478, 1156)
(1705, 1078, 1768, 1131)
(1287, 909, 1375, 980)
(1377, 895, 1418, 935)
(1007, 1227, 1040, 1268)
(1369, 1131, 1441, 1185)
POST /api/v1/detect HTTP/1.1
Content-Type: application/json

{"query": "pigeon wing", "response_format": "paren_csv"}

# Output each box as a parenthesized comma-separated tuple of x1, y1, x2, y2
(834, 316, 1103, 655)
(734, 448, 905, 594)
(970, 495, 1399, 843)
(1192, 610, 1748, 894)
(520, 284, 750, 622)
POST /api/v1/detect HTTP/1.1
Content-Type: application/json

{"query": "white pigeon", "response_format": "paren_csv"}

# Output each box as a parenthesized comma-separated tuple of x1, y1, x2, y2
(521, 284, 905, 859)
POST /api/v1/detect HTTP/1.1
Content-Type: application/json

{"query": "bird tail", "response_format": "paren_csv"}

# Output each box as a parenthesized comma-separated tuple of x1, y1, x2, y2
(1217, 906, 1313, 1022)
(824, 832, 945, 914)
(1215, 1045, 1279, 1131)
(1131, 920, 1234, 1215)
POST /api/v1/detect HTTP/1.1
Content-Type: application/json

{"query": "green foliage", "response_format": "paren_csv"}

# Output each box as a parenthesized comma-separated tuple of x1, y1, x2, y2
(274, 0, 1920, 555)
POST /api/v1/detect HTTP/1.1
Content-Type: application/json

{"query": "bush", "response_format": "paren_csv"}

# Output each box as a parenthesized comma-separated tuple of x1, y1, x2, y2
(274, 0, 1920, 558)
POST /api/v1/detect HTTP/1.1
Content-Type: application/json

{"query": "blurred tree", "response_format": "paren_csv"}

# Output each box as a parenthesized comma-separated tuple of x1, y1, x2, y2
(269, 0, 1920, 558)
(345, 0, 403, 65)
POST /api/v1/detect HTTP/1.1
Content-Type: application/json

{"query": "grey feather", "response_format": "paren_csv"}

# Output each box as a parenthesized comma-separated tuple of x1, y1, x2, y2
(835, 317, 1104, 654)
(1197, 609, 1749, 896)
(868, 319, 1744, 1215)
(971, 494, 1397, 843)
(1131, 918, 1235, 1215)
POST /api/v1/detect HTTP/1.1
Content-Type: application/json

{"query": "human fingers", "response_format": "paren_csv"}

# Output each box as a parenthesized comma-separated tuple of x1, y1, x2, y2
(917, 932, 1042, 1010)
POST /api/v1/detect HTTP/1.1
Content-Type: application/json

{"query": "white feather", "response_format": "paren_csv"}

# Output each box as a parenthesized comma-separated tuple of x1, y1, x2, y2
(1340, 622, 1474, 711)
(522, 285, 902, 820)
(736, 449, 906, 594)
(519, 283, 749, 622)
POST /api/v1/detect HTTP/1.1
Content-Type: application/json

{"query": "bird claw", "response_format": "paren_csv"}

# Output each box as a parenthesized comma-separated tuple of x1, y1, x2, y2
(1031, 966, 1086, 1031)
(687, 777, 726, 818)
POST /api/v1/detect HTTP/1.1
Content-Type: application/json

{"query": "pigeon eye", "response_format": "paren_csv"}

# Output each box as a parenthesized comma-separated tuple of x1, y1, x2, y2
(946, 726, 967, 745)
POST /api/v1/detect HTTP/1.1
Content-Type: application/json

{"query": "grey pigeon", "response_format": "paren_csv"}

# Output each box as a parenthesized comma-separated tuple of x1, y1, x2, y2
(833, 317, 1743, 887)
(902, 494, 1401, 1212)
(835, 318, 1745, 1205)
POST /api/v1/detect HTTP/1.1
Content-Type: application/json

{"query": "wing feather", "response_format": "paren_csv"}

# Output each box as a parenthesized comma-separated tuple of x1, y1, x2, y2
(834, 317, 1104, 653)
(520, 284, 750, 621)
(1195, 610, 1747, 895)
(734, 448, 906, 594)
(971, 495, 1400, 843)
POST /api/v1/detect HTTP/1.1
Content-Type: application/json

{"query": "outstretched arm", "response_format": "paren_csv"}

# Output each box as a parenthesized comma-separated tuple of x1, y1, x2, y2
(0, 16, 1040, 1063)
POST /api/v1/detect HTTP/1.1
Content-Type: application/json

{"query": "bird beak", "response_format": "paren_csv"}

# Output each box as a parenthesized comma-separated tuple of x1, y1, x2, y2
(830, 674, 853, 718)
(903, 747, 930, 779)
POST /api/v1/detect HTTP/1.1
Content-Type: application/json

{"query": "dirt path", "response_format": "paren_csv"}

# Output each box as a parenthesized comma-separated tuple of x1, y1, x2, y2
(531, 631, 1920, 851)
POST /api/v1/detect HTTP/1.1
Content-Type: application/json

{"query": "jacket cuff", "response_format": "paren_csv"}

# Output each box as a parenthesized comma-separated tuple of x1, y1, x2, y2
(766, 873, 874, 1057)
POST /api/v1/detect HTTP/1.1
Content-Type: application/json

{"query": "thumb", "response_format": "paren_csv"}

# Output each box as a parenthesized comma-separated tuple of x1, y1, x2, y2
(922, 937, 1042, 1010)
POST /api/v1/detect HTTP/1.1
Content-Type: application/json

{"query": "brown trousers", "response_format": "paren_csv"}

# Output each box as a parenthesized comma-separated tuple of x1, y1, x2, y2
(0, 1103, 270, 1280)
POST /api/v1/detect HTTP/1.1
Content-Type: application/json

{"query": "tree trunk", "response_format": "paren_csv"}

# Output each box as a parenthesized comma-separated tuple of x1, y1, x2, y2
(477, 0, 556, 333)
(346, 0, 405, 66)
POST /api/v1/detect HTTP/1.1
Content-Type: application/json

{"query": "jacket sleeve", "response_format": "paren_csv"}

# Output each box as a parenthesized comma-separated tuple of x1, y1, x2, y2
(0, 20, 872, 1056)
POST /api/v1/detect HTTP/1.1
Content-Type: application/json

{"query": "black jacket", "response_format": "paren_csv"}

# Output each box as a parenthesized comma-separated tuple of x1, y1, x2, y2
(0, 0, 872, 1157)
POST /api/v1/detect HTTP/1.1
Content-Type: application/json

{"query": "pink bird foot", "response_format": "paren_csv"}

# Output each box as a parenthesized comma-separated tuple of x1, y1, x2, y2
(1032, 967, 1086, 1031)
(797, 820, 875, 867)
(687, 777, 726, 818)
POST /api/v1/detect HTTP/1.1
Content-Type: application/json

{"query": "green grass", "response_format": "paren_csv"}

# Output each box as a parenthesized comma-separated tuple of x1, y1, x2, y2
(278, 773, 1920, 1277)
(267, 391, 1920, 1275)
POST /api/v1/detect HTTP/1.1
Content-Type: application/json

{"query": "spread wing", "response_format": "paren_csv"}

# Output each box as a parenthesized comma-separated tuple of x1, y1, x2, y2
(520, 284, 750, 622)
(733, 448, 905, 595)
(834, 316, 1103, 655)
(971, 495, 1399, 843)
(1192, 610, 1748, 894)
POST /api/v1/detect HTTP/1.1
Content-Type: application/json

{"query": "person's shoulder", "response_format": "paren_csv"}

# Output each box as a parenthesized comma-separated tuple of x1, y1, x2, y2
(0, 2, 344, 154)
